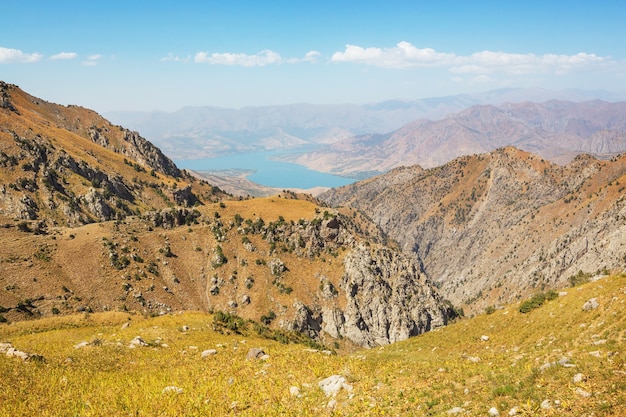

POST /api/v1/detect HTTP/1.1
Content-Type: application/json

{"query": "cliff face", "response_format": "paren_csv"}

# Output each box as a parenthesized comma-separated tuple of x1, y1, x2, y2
(327, 243, 451, 347)
(257, 210, 454, 347)
(321, 147, 626, 314)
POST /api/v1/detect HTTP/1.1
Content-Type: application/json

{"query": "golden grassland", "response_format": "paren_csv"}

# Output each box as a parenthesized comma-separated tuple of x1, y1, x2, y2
(0, 274, 624, 416)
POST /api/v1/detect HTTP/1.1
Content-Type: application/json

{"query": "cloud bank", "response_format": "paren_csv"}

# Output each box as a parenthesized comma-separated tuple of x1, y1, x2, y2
(331, 41, 610, 74)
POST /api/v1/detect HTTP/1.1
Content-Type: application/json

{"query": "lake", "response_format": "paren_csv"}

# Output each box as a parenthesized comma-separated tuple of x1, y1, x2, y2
(174, 151, 354, 189)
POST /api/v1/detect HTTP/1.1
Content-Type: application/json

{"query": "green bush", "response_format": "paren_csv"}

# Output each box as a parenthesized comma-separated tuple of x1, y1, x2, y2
(519, 290, 558, 313)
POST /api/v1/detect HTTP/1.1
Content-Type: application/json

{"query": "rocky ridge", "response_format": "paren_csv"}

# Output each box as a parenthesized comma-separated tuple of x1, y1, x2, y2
(321, 147, 626, 314)
(0, 82, 219, 226)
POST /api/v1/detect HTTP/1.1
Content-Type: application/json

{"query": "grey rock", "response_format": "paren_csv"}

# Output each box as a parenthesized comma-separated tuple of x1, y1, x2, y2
(582, 298, 599, 311)
(129, 336, 148, 348)
(162, 386, 183, 395)
(240, 294, 250, 306)
(201, 349, 217, 358)
(246, 348, 266, 360)
(575, 387, 592, 398)
(318, 375, 353, 397)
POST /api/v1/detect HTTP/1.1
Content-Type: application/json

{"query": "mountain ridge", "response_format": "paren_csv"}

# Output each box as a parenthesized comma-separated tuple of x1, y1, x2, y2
(321, 146, 626, 315)
(291, 99, 626, 176)
(106, 88, 625, 160)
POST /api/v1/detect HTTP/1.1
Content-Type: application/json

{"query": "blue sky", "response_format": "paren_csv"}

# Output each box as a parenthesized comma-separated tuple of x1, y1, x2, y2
(1, 1, 624, 112)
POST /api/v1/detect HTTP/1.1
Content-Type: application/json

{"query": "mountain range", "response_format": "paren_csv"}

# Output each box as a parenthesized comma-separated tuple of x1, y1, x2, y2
(106, 88, 625, 161)
(286, 100, 626, 176)
(2, 80, 626, 343)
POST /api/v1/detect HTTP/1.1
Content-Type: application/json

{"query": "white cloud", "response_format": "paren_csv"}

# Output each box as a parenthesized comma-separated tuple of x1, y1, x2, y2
(160, 53, 191, 63)
(82, 54, 102, 66)
(50, 52, 77, 60)
(195, 49, 281, 66)
(303, 50, 321, 63)
(331, 41, 612, 75)
(331, 42, 455, 68)
(194, 49, 320, 66)
(0, 47, 42, 63)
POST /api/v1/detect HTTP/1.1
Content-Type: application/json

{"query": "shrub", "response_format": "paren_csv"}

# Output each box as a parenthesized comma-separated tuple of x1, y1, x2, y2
(568, 270, 592, 287)
(519, 290, 558, 313)
(260, 310, 276, 325)
(212, 311, 246, 334)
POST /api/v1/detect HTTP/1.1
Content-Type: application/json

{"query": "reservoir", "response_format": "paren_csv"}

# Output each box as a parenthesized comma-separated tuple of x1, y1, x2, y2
(174, 151, 354, 189)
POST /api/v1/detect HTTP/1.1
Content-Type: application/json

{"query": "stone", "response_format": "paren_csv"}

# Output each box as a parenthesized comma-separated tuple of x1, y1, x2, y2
(481, 335, 490, 341)
(129, 336, 148, 348)
(162, 386, 183, 394)
(241, 295, 250, 306)
(5, 348, 30, 361)
(573, 373, 587, 383)
(540, 400, 552, 410)
(289, 386, 300, 396)
(447, 407, 464, 415)
(488, 406, 500, 416)
(201, 349, 217, 358)
(318, 375, 353, 397)
(575, 387, 592, 398)
(247, 348, 266, 360)
(582, 298, 599, 311)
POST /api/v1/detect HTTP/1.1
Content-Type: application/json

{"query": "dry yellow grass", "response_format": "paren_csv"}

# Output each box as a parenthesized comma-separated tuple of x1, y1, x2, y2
(1, 274, 623, 416)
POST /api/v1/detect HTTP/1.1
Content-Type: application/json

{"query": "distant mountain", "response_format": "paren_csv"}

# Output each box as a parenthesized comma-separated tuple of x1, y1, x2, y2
(290, 100, 626, 176)
(321, 147, 626, 315)
(106, 89, 624, 160)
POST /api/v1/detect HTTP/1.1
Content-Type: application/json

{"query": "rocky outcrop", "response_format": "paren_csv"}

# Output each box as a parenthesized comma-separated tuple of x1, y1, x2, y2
(277, 213, 454, 347)
(0, 82, 18, 114)
(332, 243, 451, 347)
(120, 129, 181, 178)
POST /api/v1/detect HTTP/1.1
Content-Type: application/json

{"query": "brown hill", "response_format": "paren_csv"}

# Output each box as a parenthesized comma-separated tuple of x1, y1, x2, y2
(0, 81, 224, 227)
(321, 147, 626, 315)
(0, 82, 454, 347)
(288, 100, 626, 176)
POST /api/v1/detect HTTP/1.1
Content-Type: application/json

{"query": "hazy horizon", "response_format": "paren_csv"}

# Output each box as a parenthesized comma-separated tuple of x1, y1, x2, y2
(1, 1, 625, 114)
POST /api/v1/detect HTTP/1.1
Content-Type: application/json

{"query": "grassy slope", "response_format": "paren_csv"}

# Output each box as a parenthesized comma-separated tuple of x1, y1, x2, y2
(0, 274, 623, 416)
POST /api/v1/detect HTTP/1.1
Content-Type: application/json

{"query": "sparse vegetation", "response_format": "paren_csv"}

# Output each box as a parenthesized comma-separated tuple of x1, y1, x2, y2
(0, 275, 623, 416)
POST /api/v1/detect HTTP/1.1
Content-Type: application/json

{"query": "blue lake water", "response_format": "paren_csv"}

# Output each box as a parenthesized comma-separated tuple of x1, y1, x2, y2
(174, 151, 354, 189)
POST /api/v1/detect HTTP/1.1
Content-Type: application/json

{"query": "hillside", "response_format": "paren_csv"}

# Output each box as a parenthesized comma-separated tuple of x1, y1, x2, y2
(321, 147, 626, 315)
(1, 273, 623, 416)
(0, 82, 454, 348)
(289, 100, 626, 176)
(0, 81, 225, 227)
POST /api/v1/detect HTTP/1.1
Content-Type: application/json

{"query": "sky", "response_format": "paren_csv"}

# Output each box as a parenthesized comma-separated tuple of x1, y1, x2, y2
(1, 0, 625, 113)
